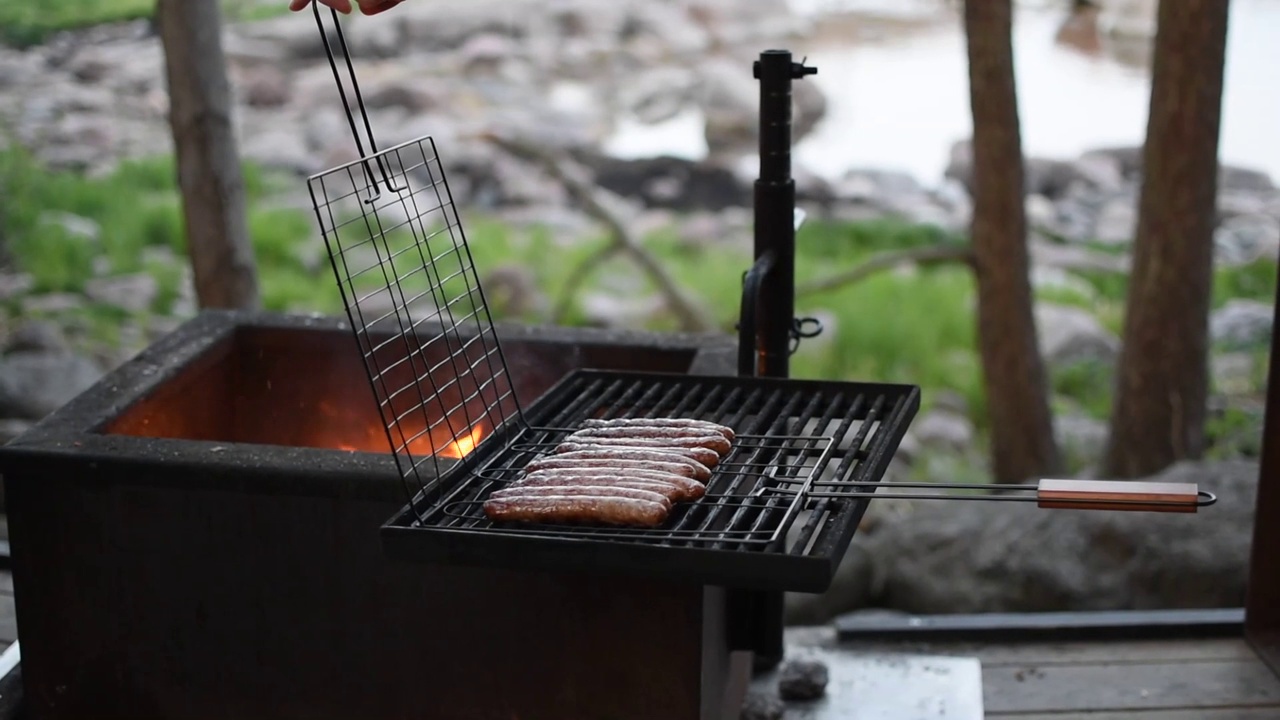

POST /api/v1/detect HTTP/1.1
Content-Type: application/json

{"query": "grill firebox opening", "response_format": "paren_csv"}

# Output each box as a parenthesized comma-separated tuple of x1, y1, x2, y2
(101, 323, 699, 458)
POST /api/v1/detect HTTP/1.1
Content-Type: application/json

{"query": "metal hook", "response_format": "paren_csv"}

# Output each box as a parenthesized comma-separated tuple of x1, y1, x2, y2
(313, 3, 407, 204)
(789, 316, 823, 354)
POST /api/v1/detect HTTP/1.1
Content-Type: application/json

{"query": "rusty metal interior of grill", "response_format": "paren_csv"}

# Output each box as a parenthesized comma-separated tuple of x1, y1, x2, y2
(0, 8, 1221, 720)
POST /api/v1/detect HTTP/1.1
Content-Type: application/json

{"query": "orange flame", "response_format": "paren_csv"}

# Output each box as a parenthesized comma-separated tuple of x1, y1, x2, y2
(424, 422, 487, 459)
(318, 400, 489, 459)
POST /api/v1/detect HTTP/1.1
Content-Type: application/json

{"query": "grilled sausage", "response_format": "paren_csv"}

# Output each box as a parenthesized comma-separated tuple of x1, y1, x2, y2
(516, 469, 704, 501)
(522, 456, 707, 482)
(533, 448, 711, 481)
(482, 495, 669, 527)
(554, 440, 721, 468)
(566, 428, 732, 456)
(489, 484, 672, 510)
(580, 417, 736, 441)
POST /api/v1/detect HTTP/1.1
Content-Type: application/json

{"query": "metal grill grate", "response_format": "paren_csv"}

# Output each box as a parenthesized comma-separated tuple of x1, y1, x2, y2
(382, 370, 920, 592)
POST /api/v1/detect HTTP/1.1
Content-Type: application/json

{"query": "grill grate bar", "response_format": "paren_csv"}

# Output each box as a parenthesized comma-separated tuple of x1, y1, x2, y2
(783, 396, 874, 555)
(722, 390, 853, 553)
(704, 389, 828, 551)
(662, 386, 798, 547)
(788, 393, 898, 556)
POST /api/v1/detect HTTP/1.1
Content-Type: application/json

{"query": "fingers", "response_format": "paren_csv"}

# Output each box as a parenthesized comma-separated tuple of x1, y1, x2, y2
(290, 0, 401, 16)
(357, 0, 403, 15)
(290, 0, 356, 13)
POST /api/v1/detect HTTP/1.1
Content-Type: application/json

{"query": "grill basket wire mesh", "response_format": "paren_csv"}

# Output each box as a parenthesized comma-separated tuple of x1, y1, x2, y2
(305, 6, 527, 518)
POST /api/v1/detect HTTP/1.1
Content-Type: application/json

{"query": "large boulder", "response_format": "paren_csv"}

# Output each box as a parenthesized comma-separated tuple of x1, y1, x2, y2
(0, 350, 105, 421)
(786, 460, 1257, 624)
(583, 153, 749, 210)
(1211, 299, 1274, 348)
(1035, 303, 1120, 368)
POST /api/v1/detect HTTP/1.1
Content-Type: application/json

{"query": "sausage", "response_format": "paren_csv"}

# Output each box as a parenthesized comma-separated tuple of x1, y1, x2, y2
(518, 468, 704, 500)
(558, 438, 727, 466)
(555, 440, 727, 468)
(533, 449, 711, 481)
(482, 495, 669, 527)
(522, 456, 707, 482)
(509, 471, 691, 499)
(489, 484, 671, 510)
(516, 469, 704, 501)
(514, 478, 684, 502)
(565, 428, 732, 456)
(580, 417, 736, 441)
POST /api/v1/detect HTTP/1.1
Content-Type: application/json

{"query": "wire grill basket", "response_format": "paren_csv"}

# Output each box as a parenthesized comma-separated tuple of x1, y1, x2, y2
(304, 5, 527, 511)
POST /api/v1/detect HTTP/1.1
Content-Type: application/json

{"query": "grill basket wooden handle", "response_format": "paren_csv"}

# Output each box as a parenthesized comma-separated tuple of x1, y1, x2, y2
(1036, 479, 1202, 513)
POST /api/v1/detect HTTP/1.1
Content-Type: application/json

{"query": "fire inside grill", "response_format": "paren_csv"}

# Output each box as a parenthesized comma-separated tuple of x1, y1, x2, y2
(323, 404, 487, 458)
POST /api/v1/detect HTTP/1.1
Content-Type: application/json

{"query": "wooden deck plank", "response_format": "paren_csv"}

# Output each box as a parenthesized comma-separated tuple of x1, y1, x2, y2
(993, 710, 1280, 719)
(983, 659, 1280, 714)
(840, 638, 1262, 667)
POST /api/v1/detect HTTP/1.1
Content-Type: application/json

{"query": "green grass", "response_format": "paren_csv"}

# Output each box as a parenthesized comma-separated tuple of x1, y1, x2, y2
(0, 147, 278, 296)
(0, 0, 288, 47)
(1, 147, 1275, 457)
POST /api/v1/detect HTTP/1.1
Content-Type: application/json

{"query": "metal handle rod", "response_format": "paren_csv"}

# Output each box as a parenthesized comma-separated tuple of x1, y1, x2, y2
(312, 3, 405, 201)
(801, 490, 1218, 507)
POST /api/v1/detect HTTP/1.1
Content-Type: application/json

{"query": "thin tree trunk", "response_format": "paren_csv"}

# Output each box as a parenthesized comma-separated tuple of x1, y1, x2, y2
(157, 0, 261, 310)
(963, 0, 1061, 483)
(1103, 0, 1229, 478)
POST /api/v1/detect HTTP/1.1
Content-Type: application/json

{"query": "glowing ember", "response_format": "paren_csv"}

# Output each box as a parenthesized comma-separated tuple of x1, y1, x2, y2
(316, 400, 488, 458)
(415, 422, 486, 459)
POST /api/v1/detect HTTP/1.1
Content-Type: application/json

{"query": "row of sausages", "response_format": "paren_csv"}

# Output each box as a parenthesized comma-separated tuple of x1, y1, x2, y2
(481, 418, 736, 527)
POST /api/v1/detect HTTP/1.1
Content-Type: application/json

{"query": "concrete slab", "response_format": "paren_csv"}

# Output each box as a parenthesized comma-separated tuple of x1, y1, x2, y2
(752, 648, 984, 720)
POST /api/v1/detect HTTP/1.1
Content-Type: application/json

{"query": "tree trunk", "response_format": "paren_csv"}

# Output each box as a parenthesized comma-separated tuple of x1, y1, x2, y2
(963, 0, 1061, 483)
(157, 0, 260, 310)
(1103, 0, 1229, 478)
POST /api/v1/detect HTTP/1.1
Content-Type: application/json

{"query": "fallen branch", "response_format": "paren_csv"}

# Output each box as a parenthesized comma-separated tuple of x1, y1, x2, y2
(482, 132, 716, 332)
(552, 244, 621, 325)
(796, 244, 975, 297)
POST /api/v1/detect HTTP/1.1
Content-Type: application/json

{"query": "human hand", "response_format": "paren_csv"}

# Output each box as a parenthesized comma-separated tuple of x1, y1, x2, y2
(289, 0, 404, 16)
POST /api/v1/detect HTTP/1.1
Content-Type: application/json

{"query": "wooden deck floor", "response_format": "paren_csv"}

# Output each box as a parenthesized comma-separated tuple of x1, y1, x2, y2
(784, 627, 1280, 719)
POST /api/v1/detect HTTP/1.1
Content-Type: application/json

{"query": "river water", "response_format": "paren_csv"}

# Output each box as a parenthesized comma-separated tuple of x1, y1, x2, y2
(608, 0, 1280, 187)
